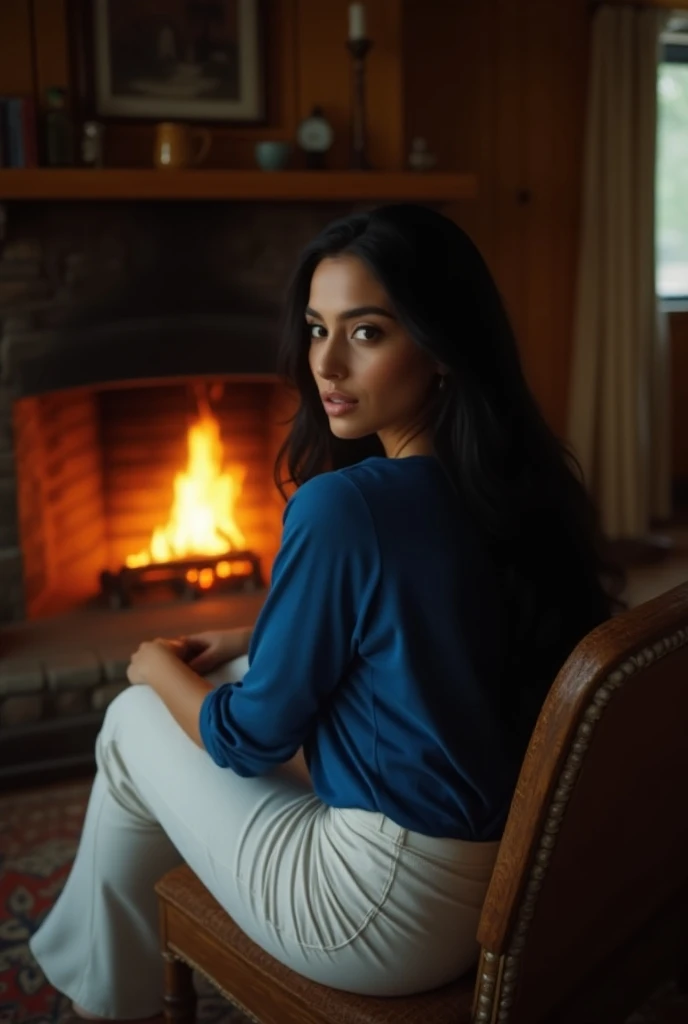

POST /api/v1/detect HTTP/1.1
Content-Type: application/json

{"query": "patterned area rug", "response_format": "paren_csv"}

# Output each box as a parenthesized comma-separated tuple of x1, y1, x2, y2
(0, 781, 243, 1023)
(1, 780, 687, 1024)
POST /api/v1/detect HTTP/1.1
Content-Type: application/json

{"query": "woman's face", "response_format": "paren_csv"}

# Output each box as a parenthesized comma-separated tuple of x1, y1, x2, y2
(306, 256, 439, 457)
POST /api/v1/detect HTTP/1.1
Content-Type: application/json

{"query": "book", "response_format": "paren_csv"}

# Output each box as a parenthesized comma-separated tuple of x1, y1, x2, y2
(0, 98, 9, 168)
(20, 97, 38, 167)
(6, 98, 25, 167)
(0, 96, 39, 167)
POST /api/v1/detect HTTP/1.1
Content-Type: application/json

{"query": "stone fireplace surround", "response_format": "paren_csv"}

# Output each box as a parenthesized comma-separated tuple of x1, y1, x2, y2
(0, 199, 349, 784)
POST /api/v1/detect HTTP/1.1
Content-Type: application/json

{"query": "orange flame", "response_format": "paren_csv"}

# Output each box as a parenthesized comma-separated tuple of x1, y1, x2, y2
(126, 412, 246, 568)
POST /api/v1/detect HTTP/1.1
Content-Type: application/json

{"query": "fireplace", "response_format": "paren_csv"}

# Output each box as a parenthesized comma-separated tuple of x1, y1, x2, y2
(13, 378, 289, 620)
(0, 198, 350, 624)
(0, 198, 345, 782)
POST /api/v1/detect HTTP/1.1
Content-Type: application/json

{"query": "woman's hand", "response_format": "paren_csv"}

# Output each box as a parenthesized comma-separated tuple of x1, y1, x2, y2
(127, 638, 181, 687)
(173, 628, 252, 675)
(126, 638, 213, 747)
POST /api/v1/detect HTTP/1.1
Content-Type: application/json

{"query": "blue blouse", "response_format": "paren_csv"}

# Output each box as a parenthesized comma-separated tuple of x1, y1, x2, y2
(199, 456, 519, 840)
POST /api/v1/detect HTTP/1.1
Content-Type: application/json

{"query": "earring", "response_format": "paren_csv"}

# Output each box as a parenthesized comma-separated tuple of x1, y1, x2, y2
(439, 375, 446, 391)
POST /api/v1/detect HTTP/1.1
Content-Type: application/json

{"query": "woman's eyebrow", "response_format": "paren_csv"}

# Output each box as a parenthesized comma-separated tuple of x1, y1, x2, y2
(305, 305, 395, 321)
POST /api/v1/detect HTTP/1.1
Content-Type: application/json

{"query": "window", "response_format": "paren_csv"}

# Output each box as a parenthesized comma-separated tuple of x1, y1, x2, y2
(657, 20, 688, 299)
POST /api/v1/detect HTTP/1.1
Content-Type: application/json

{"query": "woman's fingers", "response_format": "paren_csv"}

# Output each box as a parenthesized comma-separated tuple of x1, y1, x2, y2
(188, 647, 221, 674)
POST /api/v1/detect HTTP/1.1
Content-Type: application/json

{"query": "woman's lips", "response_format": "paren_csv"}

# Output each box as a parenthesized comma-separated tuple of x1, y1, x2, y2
(322, 392, 359, 417)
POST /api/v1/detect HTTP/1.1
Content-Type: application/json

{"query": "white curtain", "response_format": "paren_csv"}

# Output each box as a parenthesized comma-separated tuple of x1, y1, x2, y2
(568, 5, 671, 539)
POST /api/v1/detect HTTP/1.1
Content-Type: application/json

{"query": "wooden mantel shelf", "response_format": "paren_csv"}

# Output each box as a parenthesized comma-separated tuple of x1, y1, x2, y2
(0, 168, 476, 203)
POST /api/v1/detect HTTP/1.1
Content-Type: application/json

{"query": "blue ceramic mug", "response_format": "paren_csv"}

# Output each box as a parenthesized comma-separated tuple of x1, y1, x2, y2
(255, 141, 292, 171)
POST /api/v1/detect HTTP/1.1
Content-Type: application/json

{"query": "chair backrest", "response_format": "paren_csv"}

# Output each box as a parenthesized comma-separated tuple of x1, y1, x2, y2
(472, 580, 688, 1024)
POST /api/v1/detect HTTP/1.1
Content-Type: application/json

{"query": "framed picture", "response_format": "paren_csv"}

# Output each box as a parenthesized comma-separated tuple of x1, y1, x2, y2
(73, 0, 265, 123)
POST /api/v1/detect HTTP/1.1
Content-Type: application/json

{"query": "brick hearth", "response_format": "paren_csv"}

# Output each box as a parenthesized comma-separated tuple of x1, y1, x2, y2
(0, 592, 266, 786)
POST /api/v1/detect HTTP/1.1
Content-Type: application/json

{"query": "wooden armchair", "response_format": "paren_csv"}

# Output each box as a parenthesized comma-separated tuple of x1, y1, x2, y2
(155, 581, 688, 1024)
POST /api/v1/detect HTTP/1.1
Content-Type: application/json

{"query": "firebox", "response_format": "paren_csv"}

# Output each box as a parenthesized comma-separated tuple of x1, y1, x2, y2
(13, 377, 291, 619)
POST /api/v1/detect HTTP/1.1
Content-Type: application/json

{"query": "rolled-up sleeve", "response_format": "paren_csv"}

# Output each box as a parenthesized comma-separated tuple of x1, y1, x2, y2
(199, 473, 380, 775)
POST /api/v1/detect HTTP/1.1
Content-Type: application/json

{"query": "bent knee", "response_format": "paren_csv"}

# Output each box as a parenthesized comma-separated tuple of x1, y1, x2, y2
(96, 684, 175, 781)
(101, 683, 165, 740)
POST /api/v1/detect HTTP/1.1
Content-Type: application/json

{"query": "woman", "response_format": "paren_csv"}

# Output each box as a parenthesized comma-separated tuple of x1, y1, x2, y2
(30, 204, 616, 1023)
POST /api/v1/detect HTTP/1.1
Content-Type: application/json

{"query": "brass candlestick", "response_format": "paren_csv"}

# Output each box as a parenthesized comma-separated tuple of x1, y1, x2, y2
(347, 37, 373, 170)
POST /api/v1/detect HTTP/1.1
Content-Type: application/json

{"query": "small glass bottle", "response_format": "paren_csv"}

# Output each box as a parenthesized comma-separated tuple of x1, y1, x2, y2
(81, 121, 104, 167)
(45, 87, 74, 167)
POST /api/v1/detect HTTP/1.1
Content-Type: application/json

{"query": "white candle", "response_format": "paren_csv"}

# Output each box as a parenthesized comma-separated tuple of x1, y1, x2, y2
(348, 3, 366, 40)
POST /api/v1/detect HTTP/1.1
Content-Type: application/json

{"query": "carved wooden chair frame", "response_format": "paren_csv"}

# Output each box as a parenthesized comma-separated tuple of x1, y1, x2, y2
(471, 621, 688, 1023)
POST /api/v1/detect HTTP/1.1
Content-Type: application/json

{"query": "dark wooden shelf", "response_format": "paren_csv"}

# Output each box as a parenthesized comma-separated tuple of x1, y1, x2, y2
(0, 168, 477, 202)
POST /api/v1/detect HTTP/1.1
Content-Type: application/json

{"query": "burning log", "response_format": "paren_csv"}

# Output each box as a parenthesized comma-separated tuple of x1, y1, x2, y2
(100, 551, 263, 609)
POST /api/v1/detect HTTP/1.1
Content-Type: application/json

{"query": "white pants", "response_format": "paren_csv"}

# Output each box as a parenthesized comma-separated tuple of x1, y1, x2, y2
(30, 658, 499, 1019)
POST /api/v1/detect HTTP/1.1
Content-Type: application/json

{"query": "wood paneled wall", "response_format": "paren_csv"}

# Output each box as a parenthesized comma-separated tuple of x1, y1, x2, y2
(2, 0, 686, 479)
(403, 0, 589, 434)
(0, 0, 34, 95)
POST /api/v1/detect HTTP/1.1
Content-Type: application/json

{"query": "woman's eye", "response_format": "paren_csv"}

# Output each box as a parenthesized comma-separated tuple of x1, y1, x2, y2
(308, 323, 327, 339)
(352, 324, 381, 342)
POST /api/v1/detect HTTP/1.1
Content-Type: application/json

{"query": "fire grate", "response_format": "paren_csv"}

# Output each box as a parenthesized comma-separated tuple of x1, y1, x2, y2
(100, 551, 264, 609)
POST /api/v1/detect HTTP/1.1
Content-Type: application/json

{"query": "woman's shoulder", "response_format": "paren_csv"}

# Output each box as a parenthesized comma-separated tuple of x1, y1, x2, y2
(286, 457, 444, 532)
(285, 469, 373, 530)
(281, 471, 380, 569)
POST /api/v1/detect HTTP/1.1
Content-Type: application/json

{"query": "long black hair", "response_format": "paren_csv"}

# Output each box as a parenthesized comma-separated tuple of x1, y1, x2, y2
(275, 204, 621, 739)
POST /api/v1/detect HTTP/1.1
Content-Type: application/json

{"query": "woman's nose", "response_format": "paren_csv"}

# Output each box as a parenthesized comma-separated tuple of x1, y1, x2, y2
(315, 338, 348, 381)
